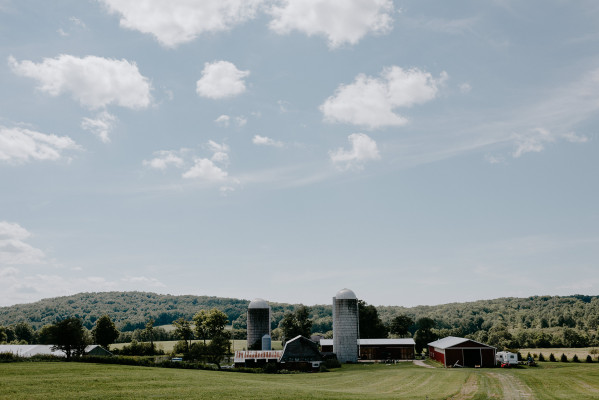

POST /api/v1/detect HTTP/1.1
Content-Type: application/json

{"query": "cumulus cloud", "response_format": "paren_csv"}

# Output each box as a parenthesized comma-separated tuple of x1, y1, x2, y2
(182, 158, 228, 180)
(81, 111, 117, 143)
(252, 135, 283, 147)
(0, 222, 46, 265)
(9, 55, 152, 109)
(144, 141, 234, 184)
(511, 128, 588, 158)
(215, 114, 231, 127)
(329, 133, 380, 169)
(459, 82, 472, 93)
(100, 0, 263, 48)
(196, 61, 249, 99)
(143, 149, 186, 170)
(321, 66, 447, 129)
(269, 0, 394, 48)
(0, 125, 80, 164)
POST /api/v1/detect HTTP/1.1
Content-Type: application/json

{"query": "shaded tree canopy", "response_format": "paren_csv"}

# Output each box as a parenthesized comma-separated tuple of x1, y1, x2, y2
(280, 305, 313, 342)
(92, 315, 119, 349)
(390, 314, 414, 337)
(358, 300, 388, 339)
(173, 317, 193, 352)
(43, 317, 90, 359)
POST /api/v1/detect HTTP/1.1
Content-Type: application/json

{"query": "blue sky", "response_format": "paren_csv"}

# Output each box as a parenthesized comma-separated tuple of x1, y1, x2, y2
(1, 0, 598, 308)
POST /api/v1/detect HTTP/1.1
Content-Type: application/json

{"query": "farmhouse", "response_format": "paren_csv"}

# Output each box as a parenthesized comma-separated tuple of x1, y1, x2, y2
(0, 344, 113, 358)
(428, 336, 496, 368)
(320, 338, 415, 360)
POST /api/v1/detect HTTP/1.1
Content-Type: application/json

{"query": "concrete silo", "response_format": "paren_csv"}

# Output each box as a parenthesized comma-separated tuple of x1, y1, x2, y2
(247, 298, 271, 350)
(333, 288, 359, 363)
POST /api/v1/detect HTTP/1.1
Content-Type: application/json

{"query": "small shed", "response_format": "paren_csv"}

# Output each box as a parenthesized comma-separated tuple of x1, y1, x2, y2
(320, 338, 415, 360)
(280, 335, 323, 371)
(428, 336, 496, 368)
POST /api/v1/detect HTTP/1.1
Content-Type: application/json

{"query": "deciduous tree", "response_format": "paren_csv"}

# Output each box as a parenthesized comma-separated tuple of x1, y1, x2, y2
(44, 318, 90, 360)
(92, 315, 120, 350)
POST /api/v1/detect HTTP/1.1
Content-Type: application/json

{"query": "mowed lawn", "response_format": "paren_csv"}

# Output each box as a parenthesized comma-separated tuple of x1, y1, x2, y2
(1, 361, 599, 399)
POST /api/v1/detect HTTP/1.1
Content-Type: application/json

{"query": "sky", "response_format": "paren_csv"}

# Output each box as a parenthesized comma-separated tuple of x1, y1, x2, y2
(1, 0, 598, 308)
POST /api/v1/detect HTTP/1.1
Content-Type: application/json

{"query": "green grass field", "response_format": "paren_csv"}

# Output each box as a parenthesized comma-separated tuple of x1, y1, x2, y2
(1, 361, 598, 399)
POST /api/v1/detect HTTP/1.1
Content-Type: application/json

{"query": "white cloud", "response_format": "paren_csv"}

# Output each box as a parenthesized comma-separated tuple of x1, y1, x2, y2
(269, 0, 394, 48)
(511, 128, 588, 158)
(0, 125, 80, 164)
(459, 82, 472, 93)
(196, 60, 249, 99)
(0, 222, 46, 265)
(81, 111, 117, 143)
(235, 116, 247, 127)
(100, 0, 263, 48)
(207, 140, 230, 154)
(562, 131, 588, 143)
(182, 158, 228, 180)
(320, 66, 447, 129)
(143, 149, 186, 170)
(9, 55, 152, 109)
(144, 141, 235, 184)
(215, 114, 231, 127)
(329, 133, 380, 169)
(252, 134, 283, 147)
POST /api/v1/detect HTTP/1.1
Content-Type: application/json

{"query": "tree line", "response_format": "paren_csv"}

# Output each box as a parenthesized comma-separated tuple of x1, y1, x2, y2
(2, 292, 599, 352)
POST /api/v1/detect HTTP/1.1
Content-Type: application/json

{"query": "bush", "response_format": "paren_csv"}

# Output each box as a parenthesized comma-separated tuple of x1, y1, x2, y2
(549, 353, 556, 362)
(572, 354, 579, 363)
(115, 340, 163, 356)
(538, 353, 545, 362)
(585, 355, 593, 363)
(323, 358, 341, 369)
(262, 362, 279, 374)
(560, 353, 568, 362)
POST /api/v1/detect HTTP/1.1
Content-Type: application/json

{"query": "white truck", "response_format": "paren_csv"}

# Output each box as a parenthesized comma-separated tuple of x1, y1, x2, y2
(496, 351, 518, 367)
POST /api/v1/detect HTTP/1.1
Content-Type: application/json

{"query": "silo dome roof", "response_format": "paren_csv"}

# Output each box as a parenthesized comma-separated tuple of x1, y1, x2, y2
(335, 288, 357, 299)
(248, 298, 269, 309)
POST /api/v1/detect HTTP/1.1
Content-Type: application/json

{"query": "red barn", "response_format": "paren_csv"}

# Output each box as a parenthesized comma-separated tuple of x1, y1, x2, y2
(428, 336, 496, 368)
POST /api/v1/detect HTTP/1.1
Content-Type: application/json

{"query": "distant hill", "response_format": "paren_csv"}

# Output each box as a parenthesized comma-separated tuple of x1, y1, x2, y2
(1, 292, 598, 342)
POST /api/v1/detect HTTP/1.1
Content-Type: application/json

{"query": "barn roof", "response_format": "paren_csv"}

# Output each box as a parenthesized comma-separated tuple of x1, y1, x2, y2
(320, 338, 415, 346)
(233, 350, 282, 363)
(427, 336, 495, 349)
(281, 335, 323, 362)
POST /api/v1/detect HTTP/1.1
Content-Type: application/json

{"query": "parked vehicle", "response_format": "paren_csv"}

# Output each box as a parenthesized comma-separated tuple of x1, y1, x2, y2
(496, 351, 518, 367)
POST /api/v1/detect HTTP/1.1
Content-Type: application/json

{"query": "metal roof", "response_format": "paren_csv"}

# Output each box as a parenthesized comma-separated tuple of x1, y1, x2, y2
(335, 288, 357, 300)
(320, 338, 415, 346)
(233, 350, 282, 363)
(248, 298, 269, 309)
(427, 336, 495, 349)
(0, 344, 106, 357)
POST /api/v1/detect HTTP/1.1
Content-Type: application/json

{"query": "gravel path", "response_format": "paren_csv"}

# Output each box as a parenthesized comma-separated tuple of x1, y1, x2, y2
(412, 360, 435, 368)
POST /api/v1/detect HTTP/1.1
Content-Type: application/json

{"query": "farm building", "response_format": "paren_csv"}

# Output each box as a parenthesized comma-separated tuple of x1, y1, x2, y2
(0, 344, 112, 358)
(233, 350, 282, 368)
(320, 338, 415, 360)
(428, 336, 496, 368)
(235, 336, 324, 371)
(279, 335, 324, 371)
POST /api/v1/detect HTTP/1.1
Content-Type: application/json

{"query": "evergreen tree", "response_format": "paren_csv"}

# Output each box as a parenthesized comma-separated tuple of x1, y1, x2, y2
(560, 353, 568, 362)
(538, 353, 545, 362)
(585, 355, 593, 363)
(549, 353, 556, 362)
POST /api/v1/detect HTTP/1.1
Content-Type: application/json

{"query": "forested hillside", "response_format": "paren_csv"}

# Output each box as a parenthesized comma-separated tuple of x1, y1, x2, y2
(1, 292, 598, 348)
